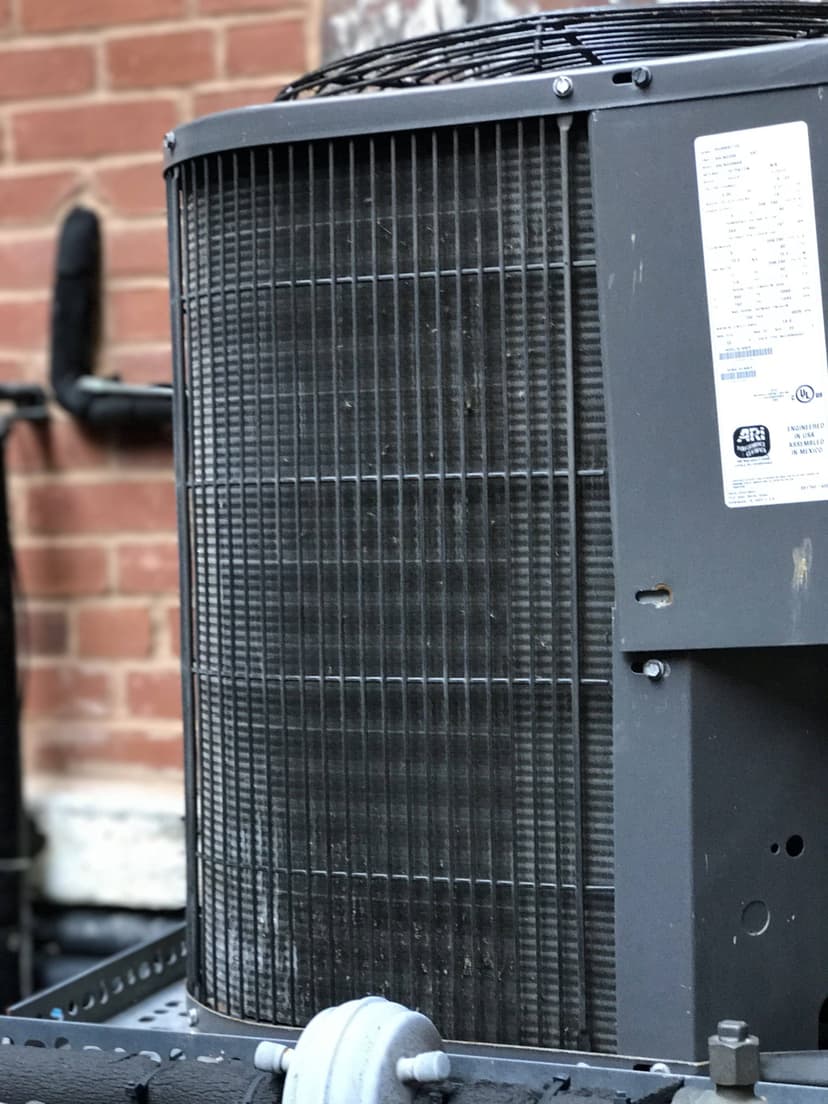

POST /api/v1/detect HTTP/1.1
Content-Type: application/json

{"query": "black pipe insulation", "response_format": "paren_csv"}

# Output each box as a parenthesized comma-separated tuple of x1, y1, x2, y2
(50, 207, 172, 427)
(0, 1047, 283, 1104)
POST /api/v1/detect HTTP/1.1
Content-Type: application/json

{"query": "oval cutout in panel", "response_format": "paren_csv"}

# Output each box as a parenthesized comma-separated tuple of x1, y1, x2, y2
(635, 585, 673, 609)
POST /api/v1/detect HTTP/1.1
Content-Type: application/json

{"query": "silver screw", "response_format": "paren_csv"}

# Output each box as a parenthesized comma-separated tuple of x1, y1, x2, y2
(642, 658, 667, 682)
(187, 1007, 199, 1027)
(164, 130, 177, 152)
(553, 75, 573, 99)
(631, 66, 652, 89)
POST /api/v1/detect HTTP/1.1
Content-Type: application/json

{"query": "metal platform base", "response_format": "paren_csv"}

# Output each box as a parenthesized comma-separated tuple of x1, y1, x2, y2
(2, 925, 825, 1101)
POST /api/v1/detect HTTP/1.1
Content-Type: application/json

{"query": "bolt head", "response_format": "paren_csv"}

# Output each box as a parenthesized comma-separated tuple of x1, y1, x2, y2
(632, 66, 652, 89)
(642, 658, 667, 681)
(164, 130, 177, 152)
(718, 1020, 749, 1042)
(553, 75, 573, 99)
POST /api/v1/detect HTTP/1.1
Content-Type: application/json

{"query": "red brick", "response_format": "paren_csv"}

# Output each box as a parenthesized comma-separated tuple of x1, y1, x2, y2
(21, 0, 185, 33)
(107, 29, 215, 91)
(27, 478, 176, 535)
(110, 346, 171, 385)
(24, 664, 111, 719)
(109, 286, 171, 342)
(0, 236, 54, 292)
(0, 298, 49, 350)
(25, 608, 68, 656)
(108, 224, 167, 279)
(17, 543, 109, 597)
(127, 669, 182, 720)
(200, 0, 296, 11)
(0, 170, 78, 226)
(77, 604, 152, 659)
(225, 17, 306, 78)
(0, 354, 29, 382)
(99, 729, 183, 770)
(35, 727, 183, 771)
(167, 603, 180, 656)
(117, 540, 179, 593)
(13, 98, 177, 162)
(0, 0, 9, 30)
(96, 160, 165, 218)
(0, 45, 94, 102)
(7, 419, 110, 474)
(193, 82, 276, 117)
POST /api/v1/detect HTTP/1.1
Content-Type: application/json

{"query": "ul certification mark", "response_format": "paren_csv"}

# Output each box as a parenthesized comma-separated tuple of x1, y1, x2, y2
(795, 383, 824, 404)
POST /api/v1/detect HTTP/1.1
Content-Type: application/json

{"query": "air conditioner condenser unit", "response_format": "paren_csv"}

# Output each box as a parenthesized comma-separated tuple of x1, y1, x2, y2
(164, 3, 828, 1063)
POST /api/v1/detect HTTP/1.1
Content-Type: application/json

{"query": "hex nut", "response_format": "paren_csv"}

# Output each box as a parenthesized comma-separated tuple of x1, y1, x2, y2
(708, 1021, 760, 1087)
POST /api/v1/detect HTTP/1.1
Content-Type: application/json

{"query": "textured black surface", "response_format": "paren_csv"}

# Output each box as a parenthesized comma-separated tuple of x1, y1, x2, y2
(279, 2, 828, 99)
(0, 1050, 156, 1104)
(0, 1048, 283, 1104)
(173, 115, 613, 1049)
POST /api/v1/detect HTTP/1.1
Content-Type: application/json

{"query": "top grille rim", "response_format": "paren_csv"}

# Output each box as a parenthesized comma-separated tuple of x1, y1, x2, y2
(277, 1, 828, 100)
(162, 4, 828, 173)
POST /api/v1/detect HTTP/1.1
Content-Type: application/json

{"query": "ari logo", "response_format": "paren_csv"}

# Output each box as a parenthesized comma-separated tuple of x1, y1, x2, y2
(733, 425, 771, 459)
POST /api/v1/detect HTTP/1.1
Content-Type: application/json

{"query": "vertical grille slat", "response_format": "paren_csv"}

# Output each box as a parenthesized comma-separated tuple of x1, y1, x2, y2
(176, 115, 615, 1050)
(559, 112, 589, 1051)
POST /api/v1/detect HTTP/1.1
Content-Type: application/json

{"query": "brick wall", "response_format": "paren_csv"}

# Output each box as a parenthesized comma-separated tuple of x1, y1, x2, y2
(0, 0, 316, 786)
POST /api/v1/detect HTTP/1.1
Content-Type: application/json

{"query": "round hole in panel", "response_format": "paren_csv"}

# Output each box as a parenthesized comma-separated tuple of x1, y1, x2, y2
(741, 900, 771, 936)
(786, 834, 805, 857)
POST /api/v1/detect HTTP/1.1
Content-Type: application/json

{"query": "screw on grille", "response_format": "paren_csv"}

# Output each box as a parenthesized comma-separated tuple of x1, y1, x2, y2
(163, 131, 177, 152)
(553, 75, 573, 98)
(642, 658, 667, 682)
(632, 66, 652, 88)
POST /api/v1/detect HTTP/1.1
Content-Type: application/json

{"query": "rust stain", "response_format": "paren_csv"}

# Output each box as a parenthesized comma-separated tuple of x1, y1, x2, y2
(791, 537, 813, 593)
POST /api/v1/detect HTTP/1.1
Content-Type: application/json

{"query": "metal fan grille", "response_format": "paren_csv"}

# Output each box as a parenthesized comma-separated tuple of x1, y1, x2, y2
(278, 2, 828, 99)
(173, 113, 614, 1049)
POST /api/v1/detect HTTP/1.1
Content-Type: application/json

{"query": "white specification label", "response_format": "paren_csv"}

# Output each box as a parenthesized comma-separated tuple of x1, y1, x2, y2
(695, 121, 828, 508)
